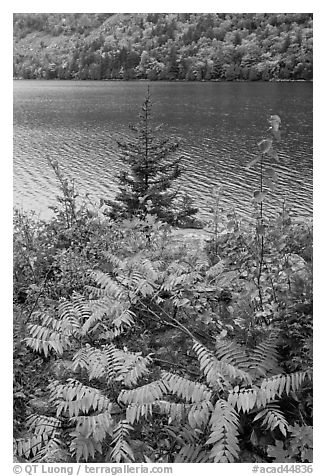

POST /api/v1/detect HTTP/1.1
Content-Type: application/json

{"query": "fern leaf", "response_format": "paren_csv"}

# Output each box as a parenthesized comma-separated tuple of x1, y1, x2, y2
(71, 293, 92, 319)
(71, 344, 122, 381)
(102, 251, 125, 271)
(71, 346, 106, 379)
(69, 432, 102, 462)
(57, 298, 86, 335)
(83, 299, 135, 336)
(156, 398, 212, 429)
(26, 325, 70, 357)
(164, 423, 203, 445)
(31, 432, 65, 463)
(16, 434, 48, 459)
(259, 370, 310, 401)
(49, 379, 111, 418)
(26, 415, 61, 436)
(81, 299, 110, 335)
(253, 404, 288, 436)
(125, 402, 155, 424)
(89, 271, 125, 300)
(102, 344, 127, 381)
(119, 380, 169, 424)
(187, 400, 213, 428)
(161, 370, 212, 403)
(193, 341, 252, 388)
(112, 308, 135, 331)
(26, 297, 90, 357)
(72, 343, 149, 384)
(228, 370, 311, 413)
(71, 409, 114, 442)
(248, 331, 282, 378)
(118, 380, 168, 406)
(228, 387, 259, 413)
(156, 401, 187, 424)
(174, 444, 210, 463)
(206, 399, 240, 463)
(117, 352, 152, 387)
(108, 420, 135, 463)
(215, 338, 249, 370)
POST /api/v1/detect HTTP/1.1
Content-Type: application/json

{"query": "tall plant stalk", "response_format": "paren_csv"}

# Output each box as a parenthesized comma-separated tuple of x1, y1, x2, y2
(247, 114, 281, 317)
(257, 151, 265, 312)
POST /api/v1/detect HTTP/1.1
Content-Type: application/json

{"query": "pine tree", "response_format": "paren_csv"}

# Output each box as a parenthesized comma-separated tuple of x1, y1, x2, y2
(106, 89, 198, 225)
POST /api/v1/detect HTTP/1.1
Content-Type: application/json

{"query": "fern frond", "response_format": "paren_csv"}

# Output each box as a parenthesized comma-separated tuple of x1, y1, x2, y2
(89, 271, 125, 300)
(80, 300, 108, 335)
(15, 415, 62, 460)
(135, 257, 159, 283)
(162, 272, 194, 290)
(26, 324, 70, 357)
(228, 370, 311, 413)
(26, 296, 89, 357)
(156, 399, 212, 428)
(193, 341, 223, 389)
(253, 404, 288, 436)
(116, 351, 152, 387)
(102, 344, 129, 381)
(174, 444, 210, 463)
(187, 400, 213, 428)
(123, 270, 156, 299)
(98, 328, 124, 341)
(82, 299, 134, 337)
(72, 343, 150, 384)
(118, 380, 169, 406)
(111, 308, 135, 331)
(70, 293, 92, 319)
(193, 341, 252, 388)
(58, 297, 88, 335)
(104, 255, 159, 301)
(215, 338, 249, 370)
(228, 387, 259, 413)
(71, 409, 114, 441)
(69, 432, 102, 462)
(71, 344, 122, 381)
(16, 433, 49, 459)
(164, 423, 203, 445)
(73, 342, 151, 385)
(259, 370, 310, 400)
(119, 380, 169, 424)
(206, 399, 240, 463)
(26, 415, 62, 436)
(125, 402, 155, 424)
(155, 401, 187, 424)
(49, 379, 111, 418)
(39, 312, 62, 331)
(71, 346, 105, 378)
(102, 251, 125, 271)
(161, 370, 212, 403)
(31, 432, 65, 463)
(108, 420, 135, 463)
(248, 331, 282, 378)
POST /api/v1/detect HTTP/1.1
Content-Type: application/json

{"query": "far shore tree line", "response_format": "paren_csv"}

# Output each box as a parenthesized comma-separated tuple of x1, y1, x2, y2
(13, 13, 313, 81)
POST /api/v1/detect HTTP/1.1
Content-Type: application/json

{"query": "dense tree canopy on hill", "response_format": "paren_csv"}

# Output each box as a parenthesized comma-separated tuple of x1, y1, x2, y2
(13, 13, 313, 81)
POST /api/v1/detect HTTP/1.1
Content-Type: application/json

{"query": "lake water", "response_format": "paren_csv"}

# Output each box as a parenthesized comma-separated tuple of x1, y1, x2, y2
(13, 80, 313, 223)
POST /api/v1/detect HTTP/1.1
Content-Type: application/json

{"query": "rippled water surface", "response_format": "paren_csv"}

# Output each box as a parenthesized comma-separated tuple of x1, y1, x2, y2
(13, 80, 312, 222)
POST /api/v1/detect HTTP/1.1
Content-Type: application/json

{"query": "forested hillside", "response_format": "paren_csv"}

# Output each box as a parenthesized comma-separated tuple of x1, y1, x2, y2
(13, 13, 313, 81)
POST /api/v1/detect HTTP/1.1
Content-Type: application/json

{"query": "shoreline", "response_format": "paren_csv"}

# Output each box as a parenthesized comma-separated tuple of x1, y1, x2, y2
(13, 77, 313, 83)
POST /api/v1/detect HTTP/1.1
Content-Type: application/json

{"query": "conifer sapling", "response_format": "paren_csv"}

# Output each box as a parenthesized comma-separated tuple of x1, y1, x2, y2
(105, 89, 198, 226)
